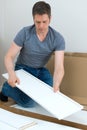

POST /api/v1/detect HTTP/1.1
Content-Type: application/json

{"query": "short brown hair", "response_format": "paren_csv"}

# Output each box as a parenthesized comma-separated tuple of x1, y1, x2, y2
(32, 1, 51, 18)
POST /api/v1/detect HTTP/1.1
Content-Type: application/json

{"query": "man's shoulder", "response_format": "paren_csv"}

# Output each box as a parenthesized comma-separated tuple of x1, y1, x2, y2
(49, 26, 64, 40)
(23, 25, 35, 32)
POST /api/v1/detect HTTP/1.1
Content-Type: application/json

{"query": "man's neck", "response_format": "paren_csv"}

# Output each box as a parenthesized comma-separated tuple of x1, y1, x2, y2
(37, 30, 48, 42)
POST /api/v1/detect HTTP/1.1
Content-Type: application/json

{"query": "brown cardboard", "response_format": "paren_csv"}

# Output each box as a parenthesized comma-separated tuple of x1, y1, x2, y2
(46, 53, 87, 105)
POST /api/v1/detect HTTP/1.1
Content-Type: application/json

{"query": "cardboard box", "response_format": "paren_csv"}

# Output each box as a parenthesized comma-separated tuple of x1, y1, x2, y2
(46, 53, 87, 105)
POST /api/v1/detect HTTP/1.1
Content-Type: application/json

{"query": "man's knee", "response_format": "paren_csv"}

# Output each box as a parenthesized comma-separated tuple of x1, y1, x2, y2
(2, 81, 11, 96)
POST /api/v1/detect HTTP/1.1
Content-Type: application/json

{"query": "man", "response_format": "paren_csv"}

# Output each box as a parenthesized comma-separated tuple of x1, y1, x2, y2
(0, 1, 65, 107)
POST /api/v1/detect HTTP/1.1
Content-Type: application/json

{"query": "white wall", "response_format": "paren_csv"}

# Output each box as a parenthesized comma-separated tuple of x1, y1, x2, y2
(0, 0, 87, 85)
(0, 0, 6, 85)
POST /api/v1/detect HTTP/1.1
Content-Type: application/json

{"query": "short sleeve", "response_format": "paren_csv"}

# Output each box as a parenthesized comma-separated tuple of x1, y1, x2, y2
(54, 34, 65, 51)
(13, 27, 26, 47)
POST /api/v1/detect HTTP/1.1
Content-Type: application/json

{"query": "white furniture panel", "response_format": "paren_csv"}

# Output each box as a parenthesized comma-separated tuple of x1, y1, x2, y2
(0, 108, 79, 130)
(2, 69, 83, 120)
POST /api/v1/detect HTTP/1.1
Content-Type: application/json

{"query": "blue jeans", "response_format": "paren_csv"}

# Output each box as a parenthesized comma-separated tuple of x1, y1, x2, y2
(2, 64, 53, 107)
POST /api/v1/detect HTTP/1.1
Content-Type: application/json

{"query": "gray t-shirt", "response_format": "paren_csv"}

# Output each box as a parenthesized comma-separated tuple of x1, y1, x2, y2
(14, 25, 65, 68)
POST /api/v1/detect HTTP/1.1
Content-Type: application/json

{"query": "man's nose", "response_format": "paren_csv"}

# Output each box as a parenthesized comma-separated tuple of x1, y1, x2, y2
(39, 23, 44, 28)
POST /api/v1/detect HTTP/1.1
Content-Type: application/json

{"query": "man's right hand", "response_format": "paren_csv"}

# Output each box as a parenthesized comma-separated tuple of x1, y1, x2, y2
(8, 72, 20, 87)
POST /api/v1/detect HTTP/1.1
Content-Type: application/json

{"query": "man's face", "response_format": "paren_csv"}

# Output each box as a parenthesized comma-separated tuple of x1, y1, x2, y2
(33, 14, 51, 34)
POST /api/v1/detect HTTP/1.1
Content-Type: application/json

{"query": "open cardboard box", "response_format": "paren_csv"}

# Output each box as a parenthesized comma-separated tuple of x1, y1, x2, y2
(46, 52, 87, 106)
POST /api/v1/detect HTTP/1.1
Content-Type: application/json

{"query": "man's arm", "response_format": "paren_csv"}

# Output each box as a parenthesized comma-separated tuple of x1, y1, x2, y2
(53, 51, 64, 92)
(4, 42, 22, 87)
